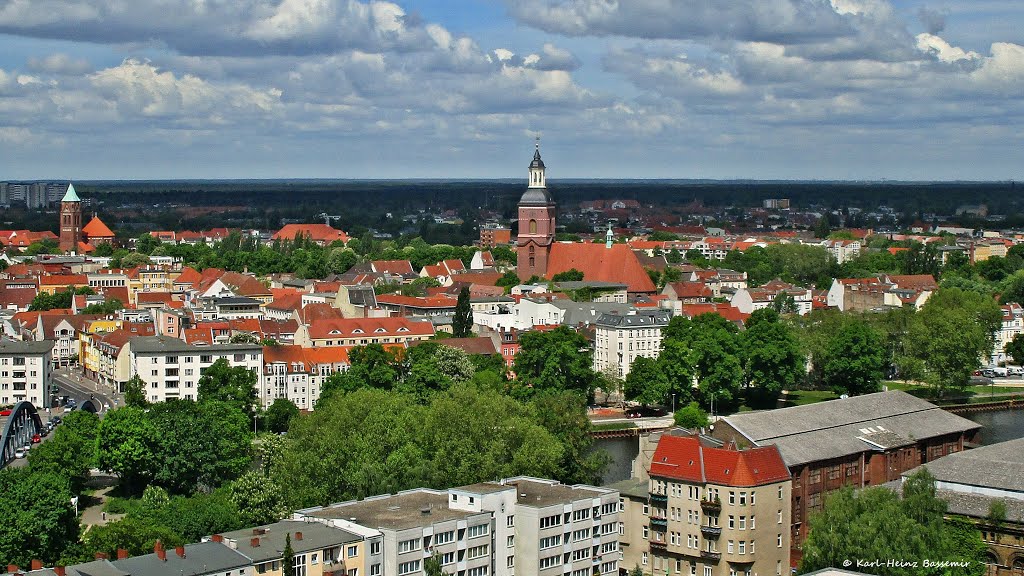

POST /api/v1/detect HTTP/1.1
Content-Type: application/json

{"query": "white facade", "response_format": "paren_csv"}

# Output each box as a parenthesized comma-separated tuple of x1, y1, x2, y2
(127, 337, 263, 403)
(593, 312, 670, 379)
(0, 340, 53, 407)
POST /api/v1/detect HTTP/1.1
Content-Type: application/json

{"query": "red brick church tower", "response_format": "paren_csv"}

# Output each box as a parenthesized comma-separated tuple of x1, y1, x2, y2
(59, 183, 82, 253)
(517, 139, 556, 279)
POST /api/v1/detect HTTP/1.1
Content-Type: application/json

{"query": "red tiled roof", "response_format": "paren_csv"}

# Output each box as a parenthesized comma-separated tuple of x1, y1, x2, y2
(298, 303, 345, 324)
(267, 292, 303, 312)
(272, 223, 350, 244)
(174, 267, 204, 285)
(666, 282, 712, 299)
(372, 260, 415, 275)
(305, 317, 434, 340)
(887, 274, 938, 290)
(137, 292, 174, 304)
(650, 435, 790, 487)
(376, 294, 458, 308)
(545, 243, 657, 293)
(421, 264, 448, 278)
(681, 303, 750, 324)
(82, 216, 115, 239)
(452, 272, 504, 286)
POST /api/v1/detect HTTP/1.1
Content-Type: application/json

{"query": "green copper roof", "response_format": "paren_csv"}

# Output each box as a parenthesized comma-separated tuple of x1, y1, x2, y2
(61, 183, 80, 202)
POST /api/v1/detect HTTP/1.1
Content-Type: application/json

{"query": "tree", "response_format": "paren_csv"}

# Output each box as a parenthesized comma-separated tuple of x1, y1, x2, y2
(674, 402, 710, 429)
(230, 471, 289, 527)
(264, 398, 299, 434)
(514, 327, 599, 398)
(800, 469, 985, 576)
(623, 356, 671, 406)
(814, 215, 831, 238)
(147, 399, 252, 494)
(197, 358, 259, 418)
(530, 391, 608, 486)
(230, 332, 261, 344)
(82, 298, 124, 315)
(120, 251, 152, 268)
(282, 533, 295, 575)
(822, 319, 884, 396)
(28, 410, 99, 493)
(495, 270, 521, 293)
(0, 468, 80, 566)
(688, 314, 743, 407)
(96, 406, 158, 493)
(1006, 333, 1024, 366)
(906, 288, 1002, 395)
(742, 308, 805, 403)
(452, 286, 473, 338)
(425, 552, 450, 576)
(124, 374, 149, 408)
(82, 516, 183, 559)
(552, 268, 584, 282)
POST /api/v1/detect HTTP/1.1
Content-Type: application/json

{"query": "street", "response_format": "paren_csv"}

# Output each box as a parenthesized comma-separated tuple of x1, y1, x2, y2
(51, 367, 122, 415)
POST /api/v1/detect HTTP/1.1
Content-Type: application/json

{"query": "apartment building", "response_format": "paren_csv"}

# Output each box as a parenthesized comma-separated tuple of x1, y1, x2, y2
(0, 339, 53, 407)
(261, 345, 359, 410)
(298, 476, 621, 576)
(593, 311, 670, 379)
(125, 335, 262, 402)
(218, 519, 370, 576)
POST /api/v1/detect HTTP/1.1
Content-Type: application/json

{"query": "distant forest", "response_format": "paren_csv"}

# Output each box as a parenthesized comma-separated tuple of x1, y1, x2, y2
(3, 180, 1021, 240)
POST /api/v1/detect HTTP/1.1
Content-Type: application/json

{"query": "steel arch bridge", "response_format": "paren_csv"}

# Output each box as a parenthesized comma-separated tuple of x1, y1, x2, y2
(0, 401, 42, 469)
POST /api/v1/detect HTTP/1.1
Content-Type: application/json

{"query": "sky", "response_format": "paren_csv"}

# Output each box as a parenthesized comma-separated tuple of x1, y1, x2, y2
(0, 0, 1023, 181)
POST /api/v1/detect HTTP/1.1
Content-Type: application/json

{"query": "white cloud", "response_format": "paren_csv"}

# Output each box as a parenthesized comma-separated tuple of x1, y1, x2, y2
(26, 53, 93, 75)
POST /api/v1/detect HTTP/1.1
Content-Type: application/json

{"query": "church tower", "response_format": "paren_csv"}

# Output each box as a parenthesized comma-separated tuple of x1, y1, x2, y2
(59, 183, 82, 253)
(517, 139, 556, 279)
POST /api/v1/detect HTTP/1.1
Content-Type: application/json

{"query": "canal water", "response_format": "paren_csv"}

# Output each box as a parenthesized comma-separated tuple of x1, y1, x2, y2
(592, 408, 1024, 485)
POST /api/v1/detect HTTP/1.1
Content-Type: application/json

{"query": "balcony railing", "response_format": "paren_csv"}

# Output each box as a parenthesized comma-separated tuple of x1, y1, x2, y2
(700, 499, 722, 513)
(700, 525, 722, 537)
(649, 493, 668, 505)
(700, 550, 721, 561)
(650, 518, 668, 530)
(649, 539, 667, 549)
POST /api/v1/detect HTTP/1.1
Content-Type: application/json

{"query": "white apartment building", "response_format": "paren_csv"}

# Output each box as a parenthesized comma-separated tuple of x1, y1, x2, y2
(0, 339, 53, 407)
(125, 335, 262, 403)
(298, 476, 621, 576)
(593, 311, 671, 379)
(992, 302, 1023, 365)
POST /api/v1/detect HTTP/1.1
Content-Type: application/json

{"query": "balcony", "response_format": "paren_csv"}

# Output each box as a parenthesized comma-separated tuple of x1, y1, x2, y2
(700, 525, 722, 538)
(649, 518, 668, 531)
(700, 550, 721, 562)
(700, 499, 722, 514)
(649, 492, 668, 505)
(649, 539, 667, 550)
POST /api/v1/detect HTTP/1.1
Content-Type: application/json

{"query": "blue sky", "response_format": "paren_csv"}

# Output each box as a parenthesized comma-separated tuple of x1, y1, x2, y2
(0, 0, 1022, 180)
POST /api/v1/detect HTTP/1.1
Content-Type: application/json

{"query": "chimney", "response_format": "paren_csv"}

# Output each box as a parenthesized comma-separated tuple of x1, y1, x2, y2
(94, 552, 108, 560)
(116, 548, 129, 560)
(250, 537, 261, 547)
(7, 566, 18, 574)
(212, 534, 224, 543)
(55, 568, 66, 576)
(156, 548, 166, 562)
(30, 560, 42, 571)
(295, 531, 303, 541)
(154, 540, 163, 553)
(175, 546, 185, 558)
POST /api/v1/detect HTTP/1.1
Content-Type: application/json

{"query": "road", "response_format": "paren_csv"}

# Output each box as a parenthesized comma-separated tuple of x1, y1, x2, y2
(51, 367, 121, 415)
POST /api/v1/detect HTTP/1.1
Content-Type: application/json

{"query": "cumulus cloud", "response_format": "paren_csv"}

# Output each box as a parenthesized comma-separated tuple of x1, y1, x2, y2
(530, 43, 582, 71)
(917, 6, 947, 34)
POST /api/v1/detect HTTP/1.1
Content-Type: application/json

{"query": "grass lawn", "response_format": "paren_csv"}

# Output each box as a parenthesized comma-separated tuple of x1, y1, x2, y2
(886, 380, 1024, 401)
(785, 390, 839, 406)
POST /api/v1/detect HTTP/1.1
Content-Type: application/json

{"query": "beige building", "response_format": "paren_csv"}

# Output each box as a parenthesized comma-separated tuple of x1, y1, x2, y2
(126, 336, 263, 402)
(611, 433, 792, 576)
(592, 311, 670, 379)
(0, 339, 53, 407)
(217, 519, 372, 576)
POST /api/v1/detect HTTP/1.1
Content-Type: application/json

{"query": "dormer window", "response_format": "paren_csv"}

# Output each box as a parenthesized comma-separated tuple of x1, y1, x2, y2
(397, 327, 409, 333)
(374, 328, 387, 333)
(352, 329, 364, 334)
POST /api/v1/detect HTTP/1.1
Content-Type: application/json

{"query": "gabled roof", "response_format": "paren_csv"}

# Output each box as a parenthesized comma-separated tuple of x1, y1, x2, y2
(650, 435, 790, 487)
(546, 242, 657, 293)
(371, 260, 415, 275)
(174, 266, 203, 286)
(305, 317, 434, 340)
(82, 216, 115, 238)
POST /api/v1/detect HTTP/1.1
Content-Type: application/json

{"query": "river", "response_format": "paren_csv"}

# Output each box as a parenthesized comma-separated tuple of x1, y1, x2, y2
(592, 408, 1024, 485)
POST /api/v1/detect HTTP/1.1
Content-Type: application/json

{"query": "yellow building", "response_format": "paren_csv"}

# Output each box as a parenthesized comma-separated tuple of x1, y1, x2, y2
(217, 519, 375, 576)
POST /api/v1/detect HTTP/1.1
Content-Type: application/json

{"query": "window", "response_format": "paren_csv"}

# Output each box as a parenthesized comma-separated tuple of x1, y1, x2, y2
(778, 485, 784, 499)
(468, 524, 489, 539)
(541, 555, 562, 570)
(728, 541, 734, 554)
(434, 531, 454, 545)
(540, 514, 562, 529)
(397, 560, 420, 575)
(507, 515, 515, 527)
(778, 510, 783, 524)
(642, 526, 648, 539)
(739, 492, 747, 506)
(739, 516, 746, 530)
(347, 546, 358, 558)
(467, 544, 488, 560)
(441, 552, 455, 565)
(467, 567, 487, 576)
(398, 538, 421, 554)
(641, 552, 648, 566)
(370, 541, 381, 555)
(739, 541, 746, 555)
(540, 535, 561, 550)
(729, 492, 735, 505)
(728, 515, 735, 529)
(507, 556, 515, 568)
(507, 535, 515, 548)
(529, 219, 538, 234)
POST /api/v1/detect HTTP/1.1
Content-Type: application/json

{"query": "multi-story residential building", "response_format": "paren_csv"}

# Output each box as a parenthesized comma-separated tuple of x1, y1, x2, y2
(0, 339, 53, 407)
(294, 317, 434, 347)
(298, 476, 621, 576)
(712, 391, 981, 551)
(480, 225, 512, 249)
(125, 336, 262, 402)
(731, 280, 812, 316)
(643, 435, 791, 576)
(217, 519, 370, 576)
(824, 239, 861, 264)
(593, 311, 670, 379)
(262, 344, 357, 410)
(87, 270, 128, 290)
(992, 303, 1023, 365)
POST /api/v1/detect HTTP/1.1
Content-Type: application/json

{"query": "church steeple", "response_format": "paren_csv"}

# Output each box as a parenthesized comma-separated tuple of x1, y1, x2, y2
(528, 137, 546, 189)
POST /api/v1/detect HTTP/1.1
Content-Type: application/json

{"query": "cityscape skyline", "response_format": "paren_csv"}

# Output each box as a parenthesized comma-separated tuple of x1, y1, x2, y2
(0, 1, 1023, 181)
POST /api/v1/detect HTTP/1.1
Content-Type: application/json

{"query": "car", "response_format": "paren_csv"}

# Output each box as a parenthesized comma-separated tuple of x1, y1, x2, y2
(1008, 366, 1024, 377)
(0, 409, 11, 417)
(969, 376, 995, 386)
(973, 370, 984, 376)
(14, 448, 25, 459)
(31, 434, 41, 444)
(982, 369, 997, 378)
(625, 406, 667, 418)
(40, 428, 49, 438)
(22, 443, 30, 453)
(51, 416, 61, 425)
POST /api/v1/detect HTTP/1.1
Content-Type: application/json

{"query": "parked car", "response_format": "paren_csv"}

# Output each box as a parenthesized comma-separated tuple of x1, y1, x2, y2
(31, 434, 41, 444)
(14, 448, 25, 459)
(625, 406, 667, 418)
(982, 369, 997, 378)
(970, 376, 995, 386)
(0, 408, 11, 417)
(1008, 366, 1024, 377)
(51, 416, 62, 425)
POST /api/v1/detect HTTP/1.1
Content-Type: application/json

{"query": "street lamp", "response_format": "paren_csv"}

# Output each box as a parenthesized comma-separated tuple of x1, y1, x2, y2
(672, 393, 676, 414)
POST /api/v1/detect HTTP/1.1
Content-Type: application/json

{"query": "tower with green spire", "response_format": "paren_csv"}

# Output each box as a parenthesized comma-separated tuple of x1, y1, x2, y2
(59, 183, 82, 253)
